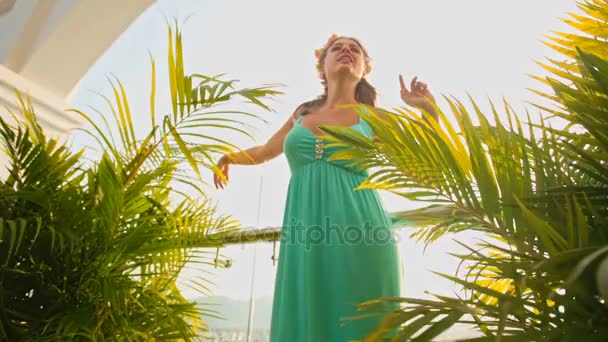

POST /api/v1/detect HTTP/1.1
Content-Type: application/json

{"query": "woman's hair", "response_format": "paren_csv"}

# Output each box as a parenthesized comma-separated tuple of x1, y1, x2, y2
(295, 36, 377, 117)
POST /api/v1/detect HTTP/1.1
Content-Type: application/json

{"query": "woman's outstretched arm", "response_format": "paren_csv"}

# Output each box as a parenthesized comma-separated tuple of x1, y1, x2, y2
(213, 108, 303, 189)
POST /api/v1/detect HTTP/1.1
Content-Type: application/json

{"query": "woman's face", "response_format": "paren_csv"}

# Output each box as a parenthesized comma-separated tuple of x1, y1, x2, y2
(323, 38, 367, 81)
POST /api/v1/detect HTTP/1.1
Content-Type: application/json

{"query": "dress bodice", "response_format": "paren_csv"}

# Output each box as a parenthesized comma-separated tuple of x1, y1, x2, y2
(283, 114, 373, 176)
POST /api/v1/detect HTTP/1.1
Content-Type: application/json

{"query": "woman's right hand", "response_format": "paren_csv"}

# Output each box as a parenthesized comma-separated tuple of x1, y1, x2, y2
(213, 155, 230, 190)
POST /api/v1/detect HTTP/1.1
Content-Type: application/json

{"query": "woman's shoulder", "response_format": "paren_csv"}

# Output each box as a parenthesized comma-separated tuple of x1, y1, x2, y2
(291, 99, 321, 122)
(362, 104, 388, 121)
(290, 105, 305, 124)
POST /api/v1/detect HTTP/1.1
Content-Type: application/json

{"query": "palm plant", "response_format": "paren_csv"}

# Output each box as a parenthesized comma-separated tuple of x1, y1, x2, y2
(0, 24, 281, 340)
(319, 0, 608, 340)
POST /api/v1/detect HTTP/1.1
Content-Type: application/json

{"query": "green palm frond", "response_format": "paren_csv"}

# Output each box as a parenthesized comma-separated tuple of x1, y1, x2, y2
(0, 22, 280, 340)
(319, 1, 608, 340)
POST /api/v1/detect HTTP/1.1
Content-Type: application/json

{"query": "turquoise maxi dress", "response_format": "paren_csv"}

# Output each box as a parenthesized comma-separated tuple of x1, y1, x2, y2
(270, 110, 404, 342)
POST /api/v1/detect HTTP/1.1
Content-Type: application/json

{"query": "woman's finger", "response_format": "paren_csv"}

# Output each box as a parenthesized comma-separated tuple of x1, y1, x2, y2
(214, 160, 226, 189)
(399, 74, 408, 92)
(219, 167, 226, 189)
(410, 76, 418, 93)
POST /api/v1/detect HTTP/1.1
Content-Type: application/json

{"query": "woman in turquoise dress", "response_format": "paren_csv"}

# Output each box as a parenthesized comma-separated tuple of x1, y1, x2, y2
(214, 34, 438, 341)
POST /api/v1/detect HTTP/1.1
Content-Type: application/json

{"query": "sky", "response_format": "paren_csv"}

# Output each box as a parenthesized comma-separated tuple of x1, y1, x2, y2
(71, 0, 579, 302)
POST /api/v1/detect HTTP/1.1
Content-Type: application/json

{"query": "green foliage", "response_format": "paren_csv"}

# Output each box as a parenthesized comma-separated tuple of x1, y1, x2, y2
(321, 0, 608, 340)
(0, 23, 280, 341)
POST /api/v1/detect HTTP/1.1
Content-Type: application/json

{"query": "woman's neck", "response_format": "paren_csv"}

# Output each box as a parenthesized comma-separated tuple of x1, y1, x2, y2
(324, 78, 358, 109)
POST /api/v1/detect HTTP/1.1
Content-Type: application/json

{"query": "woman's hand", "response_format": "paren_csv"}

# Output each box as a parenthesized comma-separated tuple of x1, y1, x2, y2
(399, 74, 436, 111)
(213, 155, 230, 190)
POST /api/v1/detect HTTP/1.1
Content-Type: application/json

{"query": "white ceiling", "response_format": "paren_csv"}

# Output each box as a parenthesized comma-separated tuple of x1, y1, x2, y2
(0, 0, 37, 62)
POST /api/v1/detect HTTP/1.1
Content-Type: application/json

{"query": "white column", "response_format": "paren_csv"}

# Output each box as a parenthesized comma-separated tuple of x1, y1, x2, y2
(0, 65, 83, 178)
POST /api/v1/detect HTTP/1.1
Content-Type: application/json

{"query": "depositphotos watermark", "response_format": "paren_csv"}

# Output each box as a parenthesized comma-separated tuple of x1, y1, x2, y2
(218, 216, 401, 251)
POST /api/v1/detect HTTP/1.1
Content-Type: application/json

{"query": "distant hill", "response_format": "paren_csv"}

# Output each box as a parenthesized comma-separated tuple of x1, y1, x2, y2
(192, 295, 273, 330)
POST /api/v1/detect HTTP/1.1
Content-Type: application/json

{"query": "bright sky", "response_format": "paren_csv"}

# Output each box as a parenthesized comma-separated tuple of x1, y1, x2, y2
(71, 0, 579, 302)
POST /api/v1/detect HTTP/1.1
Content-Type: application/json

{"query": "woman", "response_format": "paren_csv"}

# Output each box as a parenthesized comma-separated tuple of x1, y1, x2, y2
(213, 34, 437, 341)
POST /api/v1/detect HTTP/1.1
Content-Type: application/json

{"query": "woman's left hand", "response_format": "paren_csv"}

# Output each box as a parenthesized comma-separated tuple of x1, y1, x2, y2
(399, 74, 436, 111)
